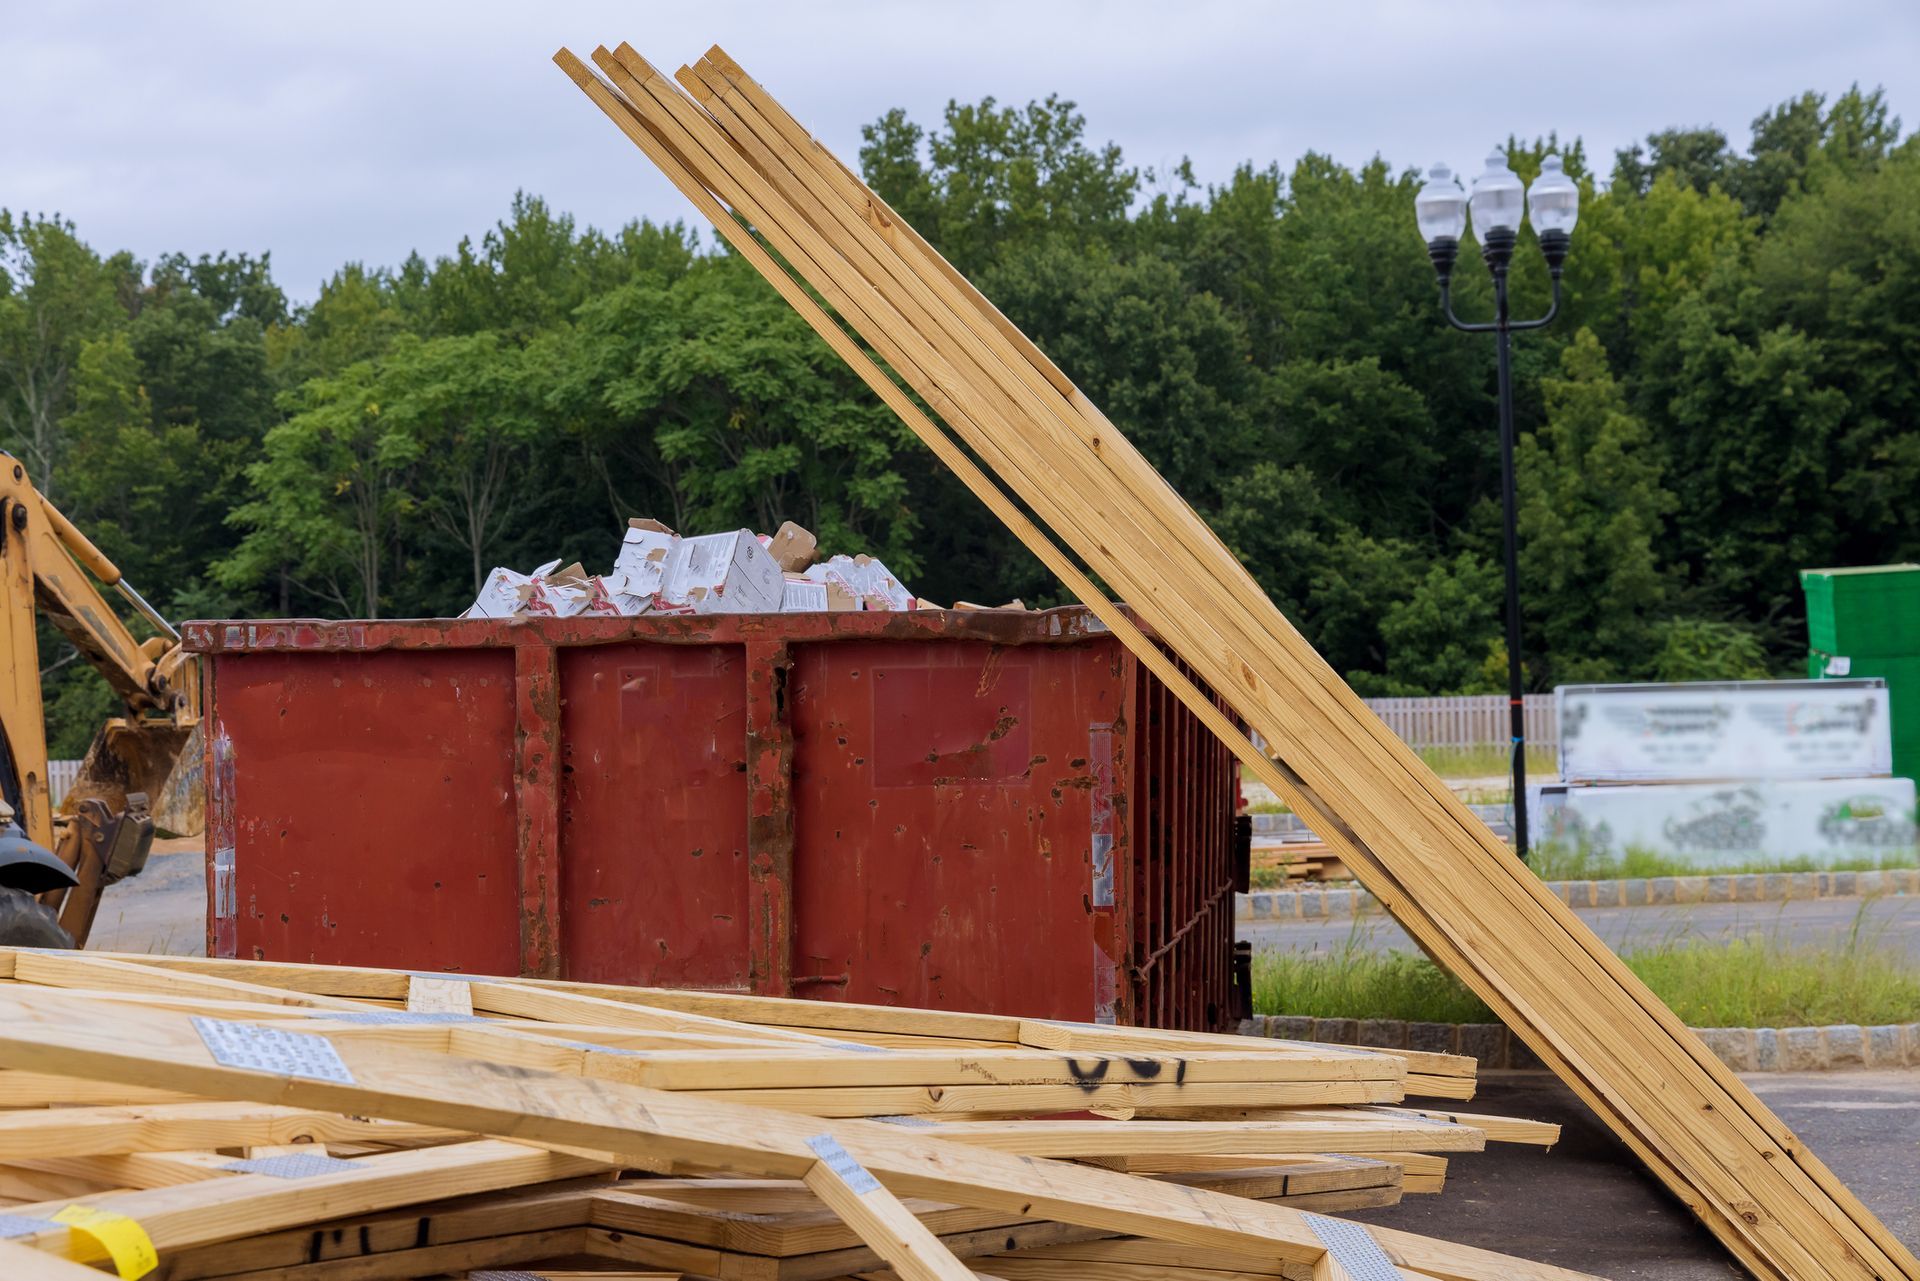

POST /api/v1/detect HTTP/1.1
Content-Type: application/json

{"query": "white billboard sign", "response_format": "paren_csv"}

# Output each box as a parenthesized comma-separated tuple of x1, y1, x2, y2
(1532, 777, 1917, 866)
(1556, 679, 1893, 784)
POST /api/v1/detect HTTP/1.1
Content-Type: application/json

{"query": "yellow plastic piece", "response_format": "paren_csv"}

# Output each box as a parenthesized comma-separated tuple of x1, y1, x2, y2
(52, 1205, 158, 1279)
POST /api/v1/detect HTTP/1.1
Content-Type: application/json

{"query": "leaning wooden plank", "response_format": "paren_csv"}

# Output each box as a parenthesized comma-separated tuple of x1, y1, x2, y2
(801, 1133, 977, 1281)
(583, 52, 1766, 1281)
(0, 988, 1599, 1281)
(685, 48, 1907, 1278)
(663, 45, 1772, 1278)
(568, 43, 1911, 1280)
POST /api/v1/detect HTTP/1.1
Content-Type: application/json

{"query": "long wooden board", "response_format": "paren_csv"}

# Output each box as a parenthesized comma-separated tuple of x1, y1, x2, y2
(551, 41, 1918, 1280)
(0, 987, 1596, 1281)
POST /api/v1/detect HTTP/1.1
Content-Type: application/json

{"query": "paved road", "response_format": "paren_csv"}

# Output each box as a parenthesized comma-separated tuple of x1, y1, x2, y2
(1347, 1070, 1920, 1279)
(86, 839, 204, 956)
(1241, 893, 1920, 961)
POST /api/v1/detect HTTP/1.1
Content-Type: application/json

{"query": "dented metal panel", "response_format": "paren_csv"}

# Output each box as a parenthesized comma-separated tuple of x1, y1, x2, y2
(187, 608, 1239, 1029)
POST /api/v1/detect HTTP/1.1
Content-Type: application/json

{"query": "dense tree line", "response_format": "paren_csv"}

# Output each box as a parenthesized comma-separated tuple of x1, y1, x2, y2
(4, 86, 1914, 752)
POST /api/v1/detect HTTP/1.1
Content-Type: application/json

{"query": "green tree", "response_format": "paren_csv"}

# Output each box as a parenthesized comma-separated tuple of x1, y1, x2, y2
(0, 212, 130, 494)
(220, 351, 426, 617)
(860, 95, 1138, 278)
(1649, 618, 1774, 682)
(1358, 552, 1503, 696)
(555, 252, 920, 570)
(1516, 329, 1676, 683)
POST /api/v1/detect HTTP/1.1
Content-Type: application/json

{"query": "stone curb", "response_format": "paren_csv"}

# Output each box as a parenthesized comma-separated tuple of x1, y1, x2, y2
(1239, 1015, 1920, 1072)
(1237, 867, 1920, 922)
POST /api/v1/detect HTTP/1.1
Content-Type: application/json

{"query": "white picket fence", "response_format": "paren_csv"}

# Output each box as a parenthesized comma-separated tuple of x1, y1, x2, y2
(1361, 694, 1558, 750)
(47, 759, 82, 806)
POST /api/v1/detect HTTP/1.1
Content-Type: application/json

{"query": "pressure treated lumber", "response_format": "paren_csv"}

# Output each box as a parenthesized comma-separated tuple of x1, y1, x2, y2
(641, 49, 1849, 1280)
(0, 987, 1597, 1281)
(0, 954, 1578, 1279)
(553, 41, 1916, 1280)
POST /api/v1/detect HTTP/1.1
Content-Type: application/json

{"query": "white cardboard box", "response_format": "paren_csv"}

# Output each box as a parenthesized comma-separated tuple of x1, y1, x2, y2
(781, 575, 829, 612)
(662, 530, 784, 613)
(464, 565, 537, 618)
(806, 554, 912, 611)
(610, 519, 677, 599)
(764, 521, 818, 573)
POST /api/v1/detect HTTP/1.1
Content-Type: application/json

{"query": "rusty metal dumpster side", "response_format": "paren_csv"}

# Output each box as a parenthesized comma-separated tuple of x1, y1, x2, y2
(186, 609, 1243, 1029)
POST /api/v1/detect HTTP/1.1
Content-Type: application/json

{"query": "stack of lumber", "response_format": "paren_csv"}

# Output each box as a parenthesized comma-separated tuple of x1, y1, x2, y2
(551, 41, 1919, 1279)
(0, 950, 1587, 1280)
(1252, 840, 1348, 883)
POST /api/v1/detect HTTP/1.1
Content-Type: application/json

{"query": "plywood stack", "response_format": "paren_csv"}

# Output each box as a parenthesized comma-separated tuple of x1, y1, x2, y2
(0, 950, 1583, 1280)
(552, 42, 1919, 1279)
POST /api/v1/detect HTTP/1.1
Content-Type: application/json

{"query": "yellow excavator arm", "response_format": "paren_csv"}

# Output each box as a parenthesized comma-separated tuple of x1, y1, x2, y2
(0, 451, 201, 946)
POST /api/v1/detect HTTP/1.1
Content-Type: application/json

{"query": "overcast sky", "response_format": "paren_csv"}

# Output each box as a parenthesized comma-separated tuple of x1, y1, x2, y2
(5, 1, 1917, 303)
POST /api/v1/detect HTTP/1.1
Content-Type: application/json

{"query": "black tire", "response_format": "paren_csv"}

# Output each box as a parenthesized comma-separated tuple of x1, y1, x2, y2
(0, 888, 73, 948)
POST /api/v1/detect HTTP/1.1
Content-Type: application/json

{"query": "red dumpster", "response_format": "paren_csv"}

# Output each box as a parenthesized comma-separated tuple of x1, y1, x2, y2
(185, 607, 1248, 1030)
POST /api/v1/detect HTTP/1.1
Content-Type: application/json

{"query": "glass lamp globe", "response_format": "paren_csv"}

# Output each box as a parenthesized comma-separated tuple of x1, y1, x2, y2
(1415, 163, 1468, 245)
(1528, 154, 1580, 236)
(1468, 148, 1525, 239)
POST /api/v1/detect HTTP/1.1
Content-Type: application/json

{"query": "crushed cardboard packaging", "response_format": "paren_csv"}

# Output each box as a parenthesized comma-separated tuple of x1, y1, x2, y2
(663, 529, 785, 613)
(464, 519, 923, 618)
(805, 553, 912, 611)
(764, 519, 818, 572)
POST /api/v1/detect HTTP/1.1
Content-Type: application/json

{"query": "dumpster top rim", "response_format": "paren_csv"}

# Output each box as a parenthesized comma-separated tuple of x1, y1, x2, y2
(179, 606, 1149, 655)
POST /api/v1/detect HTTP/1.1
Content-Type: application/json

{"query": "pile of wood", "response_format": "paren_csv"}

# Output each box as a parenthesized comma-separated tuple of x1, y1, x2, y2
(1253, 840, 1349, 883)
(551, 41, 1918, 1279)
(0, 949, 1590, 1279)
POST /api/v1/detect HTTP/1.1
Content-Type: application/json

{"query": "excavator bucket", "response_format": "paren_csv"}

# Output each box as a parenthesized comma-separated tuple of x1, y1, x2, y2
(66, 719, 204, 840)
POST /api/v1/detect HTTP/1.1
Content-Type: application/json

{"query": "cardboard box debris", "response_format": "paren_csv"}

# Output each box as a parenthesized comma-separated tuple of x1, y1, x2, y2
(662, 530, 785, 613)
(780, 574, 829, 612)
(461, 519, 916, 619)
(610, 518, 677, 599)
(764, 520, 818, 572)
(465, 565, 537, 619)
(805, 554, 911, 612)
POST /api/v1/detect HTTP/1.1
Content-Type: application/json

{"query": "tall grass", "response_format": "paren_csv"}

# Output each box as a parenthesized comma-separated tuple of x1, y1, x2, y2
(1252, 906, 1920, 1027)
(1526, 841, 1919, 883)
(1238, 743, 1555, 794)
(1413, 744, 1557, 780)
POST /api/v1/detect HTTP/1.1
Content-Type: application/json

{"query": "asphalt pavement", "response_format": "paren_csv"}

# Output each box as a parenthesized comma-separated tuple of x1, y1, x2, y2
(1345, 1070, 1920, 1279)
(85, 837, 204, 956)
(1241, 892, 1920, 960)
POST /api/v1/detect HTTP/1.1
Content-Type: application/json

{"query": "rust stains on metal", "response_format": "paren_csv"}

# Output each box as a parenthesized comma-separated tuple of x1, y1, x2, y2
(198, 605, 1239, 1030)
(744, 639, 796, 998)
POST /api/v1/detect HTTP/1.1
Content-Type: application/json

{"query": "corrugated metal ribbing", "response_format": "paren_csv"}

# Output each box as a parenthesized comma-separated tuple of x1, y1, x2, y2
(1129, 648, 1240, 1031)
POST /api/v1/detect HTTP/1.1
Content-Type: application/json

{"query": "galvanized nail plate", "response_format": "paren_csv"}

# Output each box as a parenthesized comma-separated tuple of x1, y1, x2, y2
(219, 1153, 364, 1179)
(1302, 1212, 1405, 1280)
(192, 1017, 356, 1084)
(804, 1133, 881, 1195)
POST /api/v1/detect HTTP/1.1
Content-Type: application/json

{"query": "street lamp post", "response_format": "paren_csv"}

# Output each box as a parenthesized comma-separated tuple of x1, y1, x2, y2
(1415, 150, 1578, 861)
